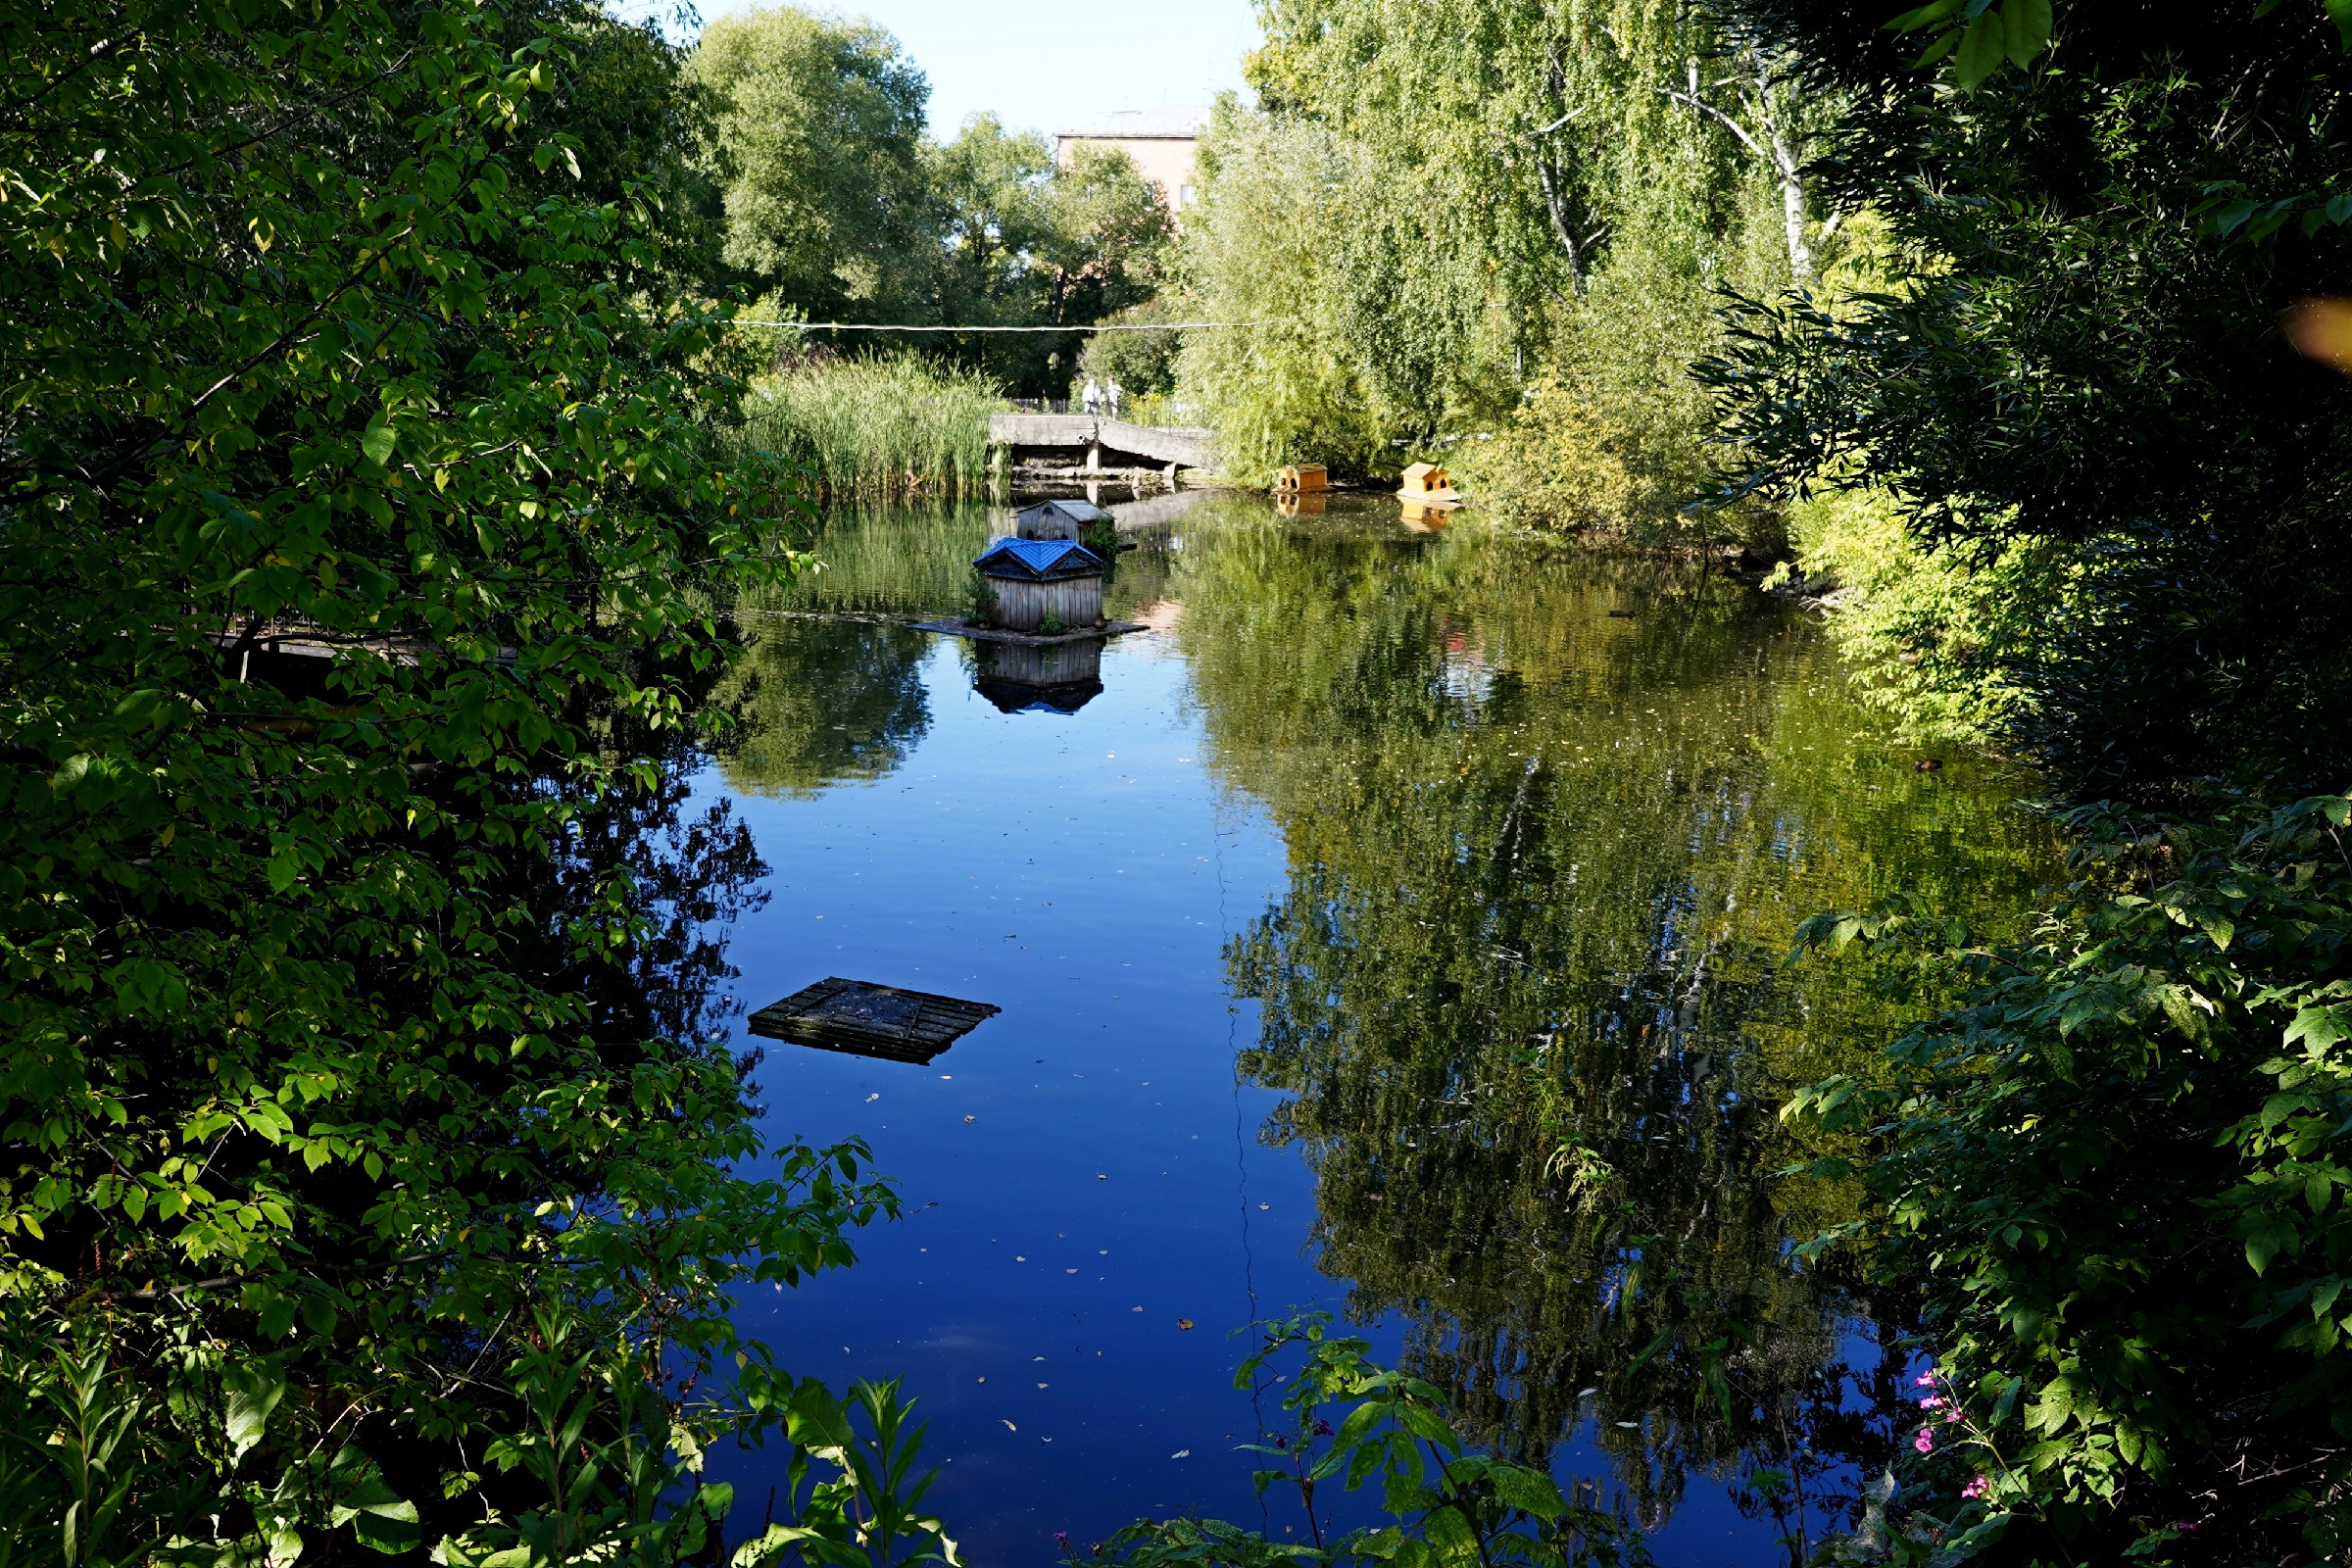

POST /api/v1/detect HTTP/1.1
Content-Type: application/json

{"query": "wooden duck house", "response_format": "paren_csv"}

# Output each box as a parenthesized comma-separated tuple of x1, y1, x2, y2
(1014, 498, 1109, 542)
(973, 537, 1105, 633)
(1398, 462, 1460, 503)
(1274, 464, 1328, 494)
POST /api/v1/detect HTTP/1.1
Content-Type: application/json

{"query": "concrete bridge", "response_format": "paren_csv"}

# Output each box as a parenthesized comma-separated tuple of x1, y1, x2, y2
(988, 413, 1213, 472)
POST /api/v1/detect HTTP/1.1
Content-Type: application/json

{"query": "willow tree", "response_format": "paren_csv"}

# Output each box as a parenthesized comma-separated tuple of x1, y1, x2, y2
(0, 0, 894, 1555)
(1190, 0, 1840, 509)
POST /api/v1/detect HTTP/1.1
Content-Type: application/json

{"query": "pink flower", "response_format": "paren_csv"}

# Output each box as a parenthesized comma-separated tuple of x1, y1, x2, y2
(1944, 1409, 1963, 1423)
(1914, 1428, 1936, 1453)
(1915, 1372, 1937, 1387)
(1920, 1396, 1945, 1409)
(1961, 1477, 1988, 1500)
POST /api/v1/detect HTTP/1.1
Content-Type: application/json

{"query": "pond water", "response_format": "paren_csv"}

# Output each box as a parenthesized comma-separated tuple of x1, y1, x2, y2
(682, 493, 2057, 1565)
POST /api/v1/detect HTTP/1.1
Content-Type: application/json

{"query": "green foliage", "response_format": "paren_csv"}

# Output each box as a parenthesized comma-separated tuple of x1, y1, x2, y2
(0, 0, 906, 1555)
(1784, 792, 2352, 1562)
(1776, 487, 2052, 748)
(1080, 296, 1191, 401)
(685, 8, 933, 321)
(732, 356, 1002, 496)
(1070, 1314, 1654, 1568)
(1175, 104, 1391, 481)
(1193, 0, 1850, 495)
(0, 1303, 956, 1568)
(684, 15, 1170, 396)
(1701, 1, 2352, 798)
(923, 119, 1170, 394)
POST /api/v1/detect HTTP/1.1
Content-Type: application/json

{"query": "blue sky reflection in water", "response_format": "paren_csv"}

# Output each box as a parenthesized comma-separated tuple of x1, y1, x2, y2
(685, 495, 2058, 1564)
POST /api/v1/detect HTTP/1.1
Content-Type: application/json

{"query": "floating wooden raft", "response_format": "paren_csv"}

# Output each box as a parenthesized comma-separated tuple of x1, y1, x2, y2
(748, 977, 1001, 1065)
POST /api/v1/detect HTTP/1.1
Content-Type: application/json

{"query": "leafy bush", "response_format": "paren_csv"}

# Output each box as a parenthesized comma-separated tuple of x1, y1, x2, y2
(1775, 487, 2060, 749)
(1448, 375, 1646, 538)
(1069, 1313, 1654, 1568)
(1785, 792, 2352, 1564)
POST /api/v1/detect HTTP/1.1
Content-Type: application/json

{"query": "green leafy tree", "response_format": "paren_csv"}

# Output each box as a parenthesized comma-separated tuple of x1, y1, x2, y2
(686, 7, 935, 322)
(1, 0, 896, 1553)
(920, 116, 1170, 394)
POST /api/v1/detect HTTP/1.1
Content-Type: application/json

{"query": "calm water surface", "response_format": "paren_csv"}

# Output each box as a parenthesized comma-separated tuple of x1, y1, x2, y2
(682, 494, 2056, 1566)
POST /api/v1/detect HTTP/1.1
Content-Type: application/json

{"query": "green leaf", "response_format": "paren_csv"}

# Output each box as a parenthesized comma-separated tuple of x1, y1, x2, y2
(2003, 0, 2052, 64)
(2329, 0, 2352, 48)
(1488, 1460, 1566, 1518)
(1954, 9, 2007, 85)
(1885, 0, 1965, 30)
(360, 416, 397, 467)
(225, 1361, 286, 1463)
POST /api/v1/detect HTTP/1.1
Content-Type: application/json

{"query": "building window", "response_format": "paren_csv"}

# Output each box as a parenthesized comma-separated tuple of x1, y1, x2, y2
(1178, 183, 1196, 209)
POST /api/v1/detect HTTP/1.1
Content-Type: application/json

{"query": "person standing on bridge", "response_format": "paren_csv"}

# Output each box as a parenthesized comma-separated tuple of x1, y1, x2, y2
(1104, 377, 1123, 420)
(1082, 376, 1103, 417)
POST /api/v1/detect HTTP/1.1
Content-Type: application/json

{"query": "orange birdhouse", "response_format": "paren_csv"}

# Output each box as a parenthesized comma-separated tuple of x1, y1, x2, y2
(1397, 463, 1459, 502)
(1275, 463, 1329, 494)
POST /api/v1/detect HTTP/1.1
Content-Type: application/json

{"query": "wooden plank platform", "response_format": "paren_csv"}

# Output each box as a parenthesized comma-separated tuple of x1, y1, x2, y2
(748, 977, 1002, 1065)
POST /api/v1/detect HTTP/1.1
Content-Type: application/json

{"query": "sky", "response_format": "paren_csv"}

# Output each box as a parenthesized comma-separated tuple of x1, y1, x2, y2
(649, 0, 1265, 138)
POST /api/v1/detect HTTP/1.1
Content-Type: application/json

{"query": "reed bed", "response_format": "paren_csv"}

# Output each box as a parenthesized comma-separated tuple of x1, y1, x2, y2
(733, 356, 1002, 496)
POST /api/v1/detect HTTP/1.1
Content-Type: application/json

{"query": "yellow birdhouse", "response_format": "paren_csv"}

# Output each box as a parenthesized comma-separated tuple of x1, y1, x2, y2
(1275, 463, 1329, 494)
(1397, 463, 1459, 502)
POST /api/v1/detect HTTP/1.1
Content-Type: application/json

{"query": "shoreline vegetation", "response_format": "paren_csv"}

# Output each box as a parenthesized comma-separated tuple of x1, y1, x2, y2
(10, 0, 2352, 1562)
(728, 353, 1004, 498)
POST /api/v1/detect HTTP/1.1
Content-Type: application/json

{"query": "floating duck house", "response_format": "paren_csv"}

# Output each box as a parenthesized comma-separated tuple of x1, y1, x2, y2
(1014, 498, 1109, 542)
(1398, 462, 1460, 503)
(973, 537, 1106, 633)
(1275, 464, 1328, 494)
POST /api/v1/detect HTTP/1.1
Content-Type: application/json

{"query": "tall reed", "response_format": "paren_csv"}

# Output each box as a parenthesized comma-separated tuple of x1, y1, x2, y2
(732, 355, 1002, 496)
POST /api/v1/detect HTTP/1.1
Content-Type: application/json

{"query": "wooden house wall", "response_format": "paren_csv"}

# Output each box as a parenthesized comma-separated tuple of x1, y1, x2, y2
(987, 574, 1102, 631)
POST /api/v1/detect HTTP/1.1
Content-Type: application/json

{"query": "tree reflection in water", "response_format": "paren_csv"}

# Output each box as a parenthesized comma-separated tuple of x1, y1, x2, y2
(712, 617, 934, 798)
(1175, 503, 2057, 1543)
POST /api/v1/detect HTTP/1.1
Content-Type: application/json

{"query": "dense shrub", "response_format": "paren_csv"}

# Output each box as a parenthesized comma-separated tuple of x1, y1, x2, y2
(1788, 792, 2352, 1563)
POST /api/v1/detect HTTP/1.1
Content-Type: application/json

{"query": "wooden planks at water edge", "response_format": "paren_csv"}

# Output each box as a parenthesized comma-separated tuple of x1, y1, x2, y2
(748, 977, 1002, 1065)
(987, 413, 1212, 470)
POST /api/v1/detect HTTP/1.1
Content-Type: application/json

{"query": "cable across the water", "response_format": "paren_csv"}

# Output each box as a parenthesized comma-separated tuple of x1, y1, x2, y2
(729, 319, 1284, 332)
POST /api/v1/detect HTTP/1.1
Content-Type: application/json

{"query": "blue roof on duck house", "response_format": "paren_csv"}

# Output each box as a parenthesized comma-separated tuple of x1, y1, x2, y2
(974, 537, 1106, 580)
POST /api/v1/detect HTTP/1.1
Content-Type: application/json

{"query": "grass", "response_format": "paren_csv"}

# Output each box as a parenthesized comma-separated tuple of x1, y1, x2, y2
(732, 355, 1003, 497)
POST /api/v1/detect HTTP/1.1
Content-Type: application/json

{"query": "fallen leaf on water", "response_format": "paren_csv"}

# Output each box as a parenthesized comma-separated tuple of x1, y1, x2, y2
(1170, 1449, 1191, 1459)
(1615, 1421, 1639, 1429)
(1002, 1420, 1016, 1432)
(963, 1115, 976, 1123)
(1131, 1305, 1143, 1312)
(1178, 1319, 1194, 1330)
(977, 1377, 987, 1383)
(1037, 1382, 1049, 1389)
(1096, 1174, 1106, 1181)
(864, 1094, 879, 1102)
